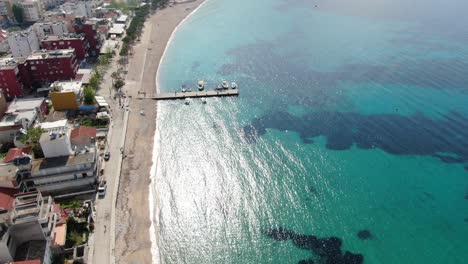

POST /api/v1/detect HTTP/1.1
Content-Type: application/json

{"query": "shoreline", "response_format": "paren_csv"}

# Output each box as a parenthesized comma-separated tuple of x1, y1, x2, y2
(115, 1, 206, 263)
(150, 1, 209, 262)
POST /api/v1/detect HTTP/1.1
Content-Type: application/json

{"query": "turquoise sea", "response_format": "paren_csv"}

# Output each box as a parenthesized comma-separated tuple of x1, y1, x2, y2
(153, 0, 468, 263)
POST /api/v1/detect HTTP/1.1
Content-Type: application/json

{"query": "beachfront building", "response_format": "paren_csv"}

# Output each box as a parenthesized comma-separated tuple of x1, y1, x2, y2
(41, 34, 89, 60)
(25, 49, 79, 86)
(7, 29, 40, 58)
(33, 21, 68, 41)
(115, 15, 128, 24)
(49, 80, 82, 111)
(74, 18, 102, 56)
(0, 125, 99, 195)
(0, 190, 56, 264)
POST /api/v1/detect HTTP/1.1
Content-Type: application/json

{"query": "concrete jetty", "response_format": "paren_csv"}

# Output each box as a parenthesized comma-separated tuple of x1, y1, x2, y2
(140, 89, 239, 100)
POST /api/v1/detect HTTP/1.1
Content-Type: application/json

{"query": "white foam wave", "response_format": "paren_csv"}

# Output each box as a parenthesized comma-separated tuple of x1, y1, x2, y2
(149, 1, 210, 263)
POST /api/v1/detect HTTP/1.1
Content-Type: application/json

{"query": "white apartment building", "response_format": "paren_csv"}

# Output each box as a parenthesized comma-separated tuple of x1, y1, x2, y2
(0, 122, 99, 195)
(61, 1, 92, 18)
(33, 21, 68, 41)
(20, 0, 44, 22)
(7, 28, 40, 57)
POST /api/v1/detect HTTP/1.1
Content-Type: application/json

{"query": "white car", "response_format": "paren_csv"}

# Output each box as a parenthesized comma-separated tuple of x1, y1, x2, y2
(98, 181, 107, 197)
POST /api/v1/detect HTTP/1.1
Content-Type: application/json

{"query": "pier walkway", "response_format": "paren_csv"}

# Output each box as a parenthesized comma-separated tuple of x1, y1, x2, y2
(139, 89, 239, 100)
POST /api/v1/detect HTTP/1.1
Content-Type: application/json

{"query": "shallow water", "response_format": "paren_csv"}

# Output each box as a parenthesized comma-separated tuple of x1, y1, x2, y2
(153, 0, 468, 263)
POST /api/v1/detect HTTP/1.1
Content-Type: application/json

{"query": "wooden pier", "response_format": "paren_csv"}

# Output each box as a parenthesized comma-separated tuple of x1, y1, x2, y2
(140, 89, 239, 100)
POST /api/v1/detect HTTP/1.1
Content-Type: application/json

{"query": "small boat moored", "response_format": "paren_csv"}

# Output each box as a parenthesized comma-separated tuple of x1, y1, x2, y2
(181, 85, 187, 93)
(198, 80, 205, 91)
(231, 82, 237, 89)
(222, 80, 229, 89)
(201, 98, 207, 104)
(216, 84, 223, 90)
(184, 98, 191, 105)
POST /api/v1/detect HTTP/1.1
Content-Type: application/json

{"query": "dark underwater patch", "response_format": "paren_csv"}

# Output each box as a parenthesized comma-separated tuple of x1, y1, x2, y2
(464, 166, 468, 171)
(243, 111, 468, 164)
(266, 227, 363, 264)
(357, 230, 372, 240)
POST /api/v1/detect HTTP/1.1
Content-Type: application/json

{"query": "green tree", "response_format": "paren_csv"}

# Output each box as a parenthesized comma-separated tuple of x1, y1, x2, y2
(19, 127, 44, 145)
(97, 55, 109, 66)
(113, 79, 125, 90)
(119, 43, 128, 56)
(12, 4, 24, 24)
(83, 86, 95, 105)
(19, 127, 44, 158)
(88, 74, 100, 90)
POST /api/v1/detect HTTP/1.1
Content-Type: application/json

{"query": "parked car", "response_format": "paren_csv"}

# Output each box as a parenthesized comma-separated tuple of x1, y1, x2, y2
(98, 181, 107, 197)
(104, 152, 110, 161)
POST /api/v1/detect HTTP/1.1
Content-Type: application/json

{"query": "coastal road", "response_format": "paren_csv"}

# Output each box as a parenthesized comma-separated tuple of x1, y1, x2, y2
(89, 101, 126, 264)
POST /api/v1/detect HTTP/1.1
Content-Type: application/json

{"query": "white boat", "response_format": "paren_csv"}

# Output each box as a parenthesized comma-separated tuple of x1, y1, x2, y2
(198, 80, 205, 91)
(222, 80, 229, 89)
(231, 82, 237, 89)
(181, 85, 187, 93)
(216, 84, 223, 90)
(201, 98, 207, 104)
(184, 98, 191, 105)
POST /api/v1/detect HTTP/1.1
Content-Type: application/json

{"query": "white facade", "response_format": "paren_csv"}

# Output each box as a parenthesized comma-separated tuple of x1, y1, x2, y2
(33, 21, 68, 41)
(0, 191, 56, 264)
(39, 127, 73, 158)
(7, 28, 40, 57)
(61, 1, 92, 18)
(0, 109, 39, 144)
(21, 0, 44, 22)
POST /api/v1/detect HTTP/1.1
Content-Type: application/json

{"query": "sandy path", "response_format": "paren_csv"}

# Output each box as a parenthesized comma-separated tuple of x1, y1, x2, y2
(115, 1, 205, 263)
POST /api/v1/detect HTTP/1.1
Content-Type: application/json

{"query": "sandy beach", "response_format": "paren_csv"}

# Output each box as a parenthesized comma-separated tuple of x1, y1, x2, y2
(114, 1, 204, 263)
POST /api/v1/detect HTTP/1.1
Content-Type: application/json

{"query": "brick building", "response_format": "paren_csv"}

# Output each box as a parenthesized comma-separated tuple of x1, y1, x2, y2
(73, 18, 102, 57)
(40, 34, 89, 61)
(0, 58, 31, 98)
(25, 49, 79, 86)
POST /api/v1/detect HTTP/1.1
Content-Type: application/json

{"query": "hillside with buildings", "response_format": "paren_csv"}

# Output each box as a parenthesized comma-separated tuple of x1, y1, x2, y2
(0, 0, 147, 263)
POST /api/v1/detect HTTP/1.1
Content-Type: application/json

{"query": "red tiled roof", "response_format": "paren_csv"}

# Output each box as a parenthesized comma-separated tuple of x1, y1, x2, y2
(4, 147, 31, 163)
(70, 126, 97, 139)
(11, 260, 41, 264)
(0, 187, 18, 210)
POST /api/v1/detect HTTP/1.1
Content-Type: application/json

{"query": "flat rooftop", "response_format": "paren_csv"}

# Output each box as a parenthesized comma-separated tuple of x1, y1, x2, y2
(41, 34, 84, 42)
(40, 119, 68, 131)
(30, 149, 95, 172)
(8, 98, 45, 113)
(0, 110, 37, 127)
(50, 81, 82, 94)
(0, 56, 20, 70)
(28, 49, 75, 60)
